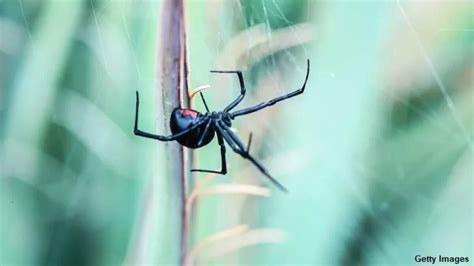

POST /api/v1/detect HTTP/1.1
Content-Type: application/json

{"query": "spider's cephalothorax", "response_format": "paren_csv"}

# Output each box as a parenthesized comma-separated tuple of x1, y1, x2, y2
(134, 60, 310, 192)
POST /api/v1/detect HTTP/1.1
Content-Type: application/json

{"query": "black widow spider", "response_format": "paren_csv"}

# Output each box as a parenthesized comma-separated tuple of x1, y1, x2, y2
(134, 59, 310, 192)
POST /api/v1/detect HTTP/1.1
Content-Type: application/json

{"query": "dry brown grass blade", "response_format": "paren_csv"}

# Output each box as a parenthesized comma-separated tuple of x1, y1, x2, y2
(183, 224, 250, 266)
(158, 0, 190, 264)
(186, 184, 272, 223)
(201, 228, 285, 263)
(195, 172, 219, 188)
(184, 182, 272, 253)
(123, 1, 190, 264)
(189, 85, 211, 109)
(184, 180, 280, 265)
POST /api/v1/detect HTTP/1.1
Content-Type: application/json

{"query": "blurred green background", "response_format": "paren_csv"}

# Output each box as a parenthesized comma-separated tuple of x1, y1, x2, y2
(1, 0, 472, 265)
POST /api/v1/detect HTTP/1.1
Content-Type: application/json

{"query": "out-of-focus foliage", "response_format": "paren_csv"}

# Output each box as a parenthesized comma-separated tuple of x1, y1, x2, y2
(1, 0, 472, 265)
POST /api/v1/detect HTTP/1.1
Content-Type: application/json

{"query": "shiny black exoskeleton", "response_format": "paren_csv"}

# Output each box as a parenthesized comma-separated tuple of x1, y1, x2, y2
(169, 109, 232, 149)
(134, 60, 310, 192)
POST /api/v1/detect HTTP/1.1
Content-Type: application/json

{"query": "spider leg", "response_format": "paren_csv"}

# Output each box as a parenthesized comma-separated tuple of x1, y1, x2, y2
(199, 92, 210, 112)
(216, 122, 288, 192)
(191, 126, 227, 175)
(246, 132, 253, 153)
(134, 91, 205, 141)
(195, 119, 212, 147)
(210, 69, 246, 112)
(231, 59, 310, 118)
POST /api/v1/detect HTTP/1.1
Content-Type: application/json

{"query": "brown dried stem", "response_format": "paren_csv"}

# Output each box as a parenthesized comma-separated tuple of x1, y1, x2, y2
(159, 0, 190, 264)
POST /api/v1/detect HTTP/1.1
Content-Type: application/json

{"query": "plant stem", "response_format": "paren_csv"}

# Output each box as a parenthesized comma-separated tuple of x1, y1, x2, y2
(159, 0, 190, 264)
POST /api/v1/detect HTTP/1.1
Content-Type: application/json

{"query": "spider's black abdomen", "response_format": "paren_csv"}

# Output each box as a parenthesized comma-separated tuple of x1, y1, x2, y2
(170, 108, 215, 149)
